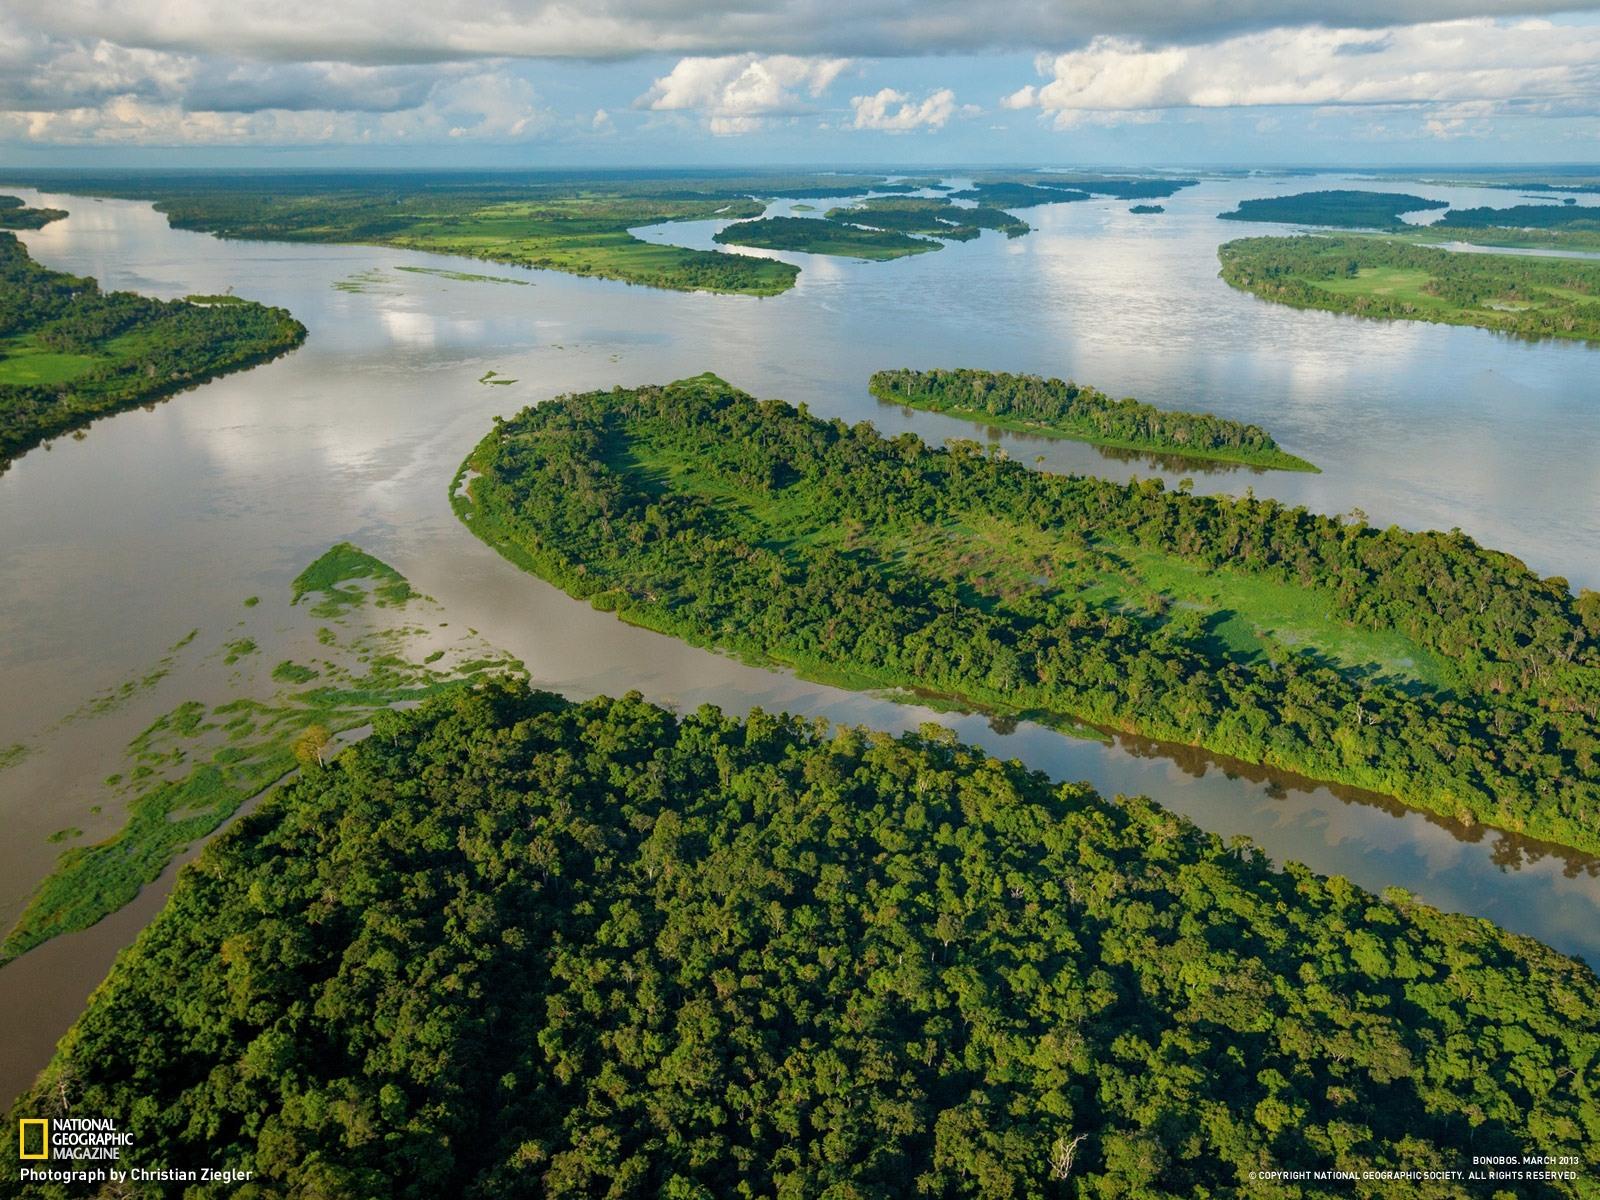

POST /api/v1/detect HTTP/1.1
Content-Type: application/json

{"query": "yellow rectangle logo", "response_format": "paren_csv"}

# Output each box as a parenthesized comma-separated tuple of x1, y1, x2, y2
(18, 1118, 48, 1159)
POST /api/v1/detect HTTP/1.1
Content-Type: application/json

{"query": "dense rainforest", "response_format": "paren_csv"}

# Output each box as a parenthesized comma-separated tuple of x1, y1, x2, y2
(1218, 235, 1600, 343)
(1217, 192, 1445, 229)
(458, 376, 1600, 854)
(0, 234, 306, 469)
(0, 195, 66, 229)
(869, 368, 1316, 471)
(8, 681, 1597, 1197)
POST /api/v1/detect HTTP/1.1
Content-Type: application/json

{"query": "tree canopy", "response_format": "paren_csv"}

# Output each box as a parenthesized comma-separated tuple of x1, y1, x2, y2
(0, 233, 306, 469)
(9, 680, 1597, 1197)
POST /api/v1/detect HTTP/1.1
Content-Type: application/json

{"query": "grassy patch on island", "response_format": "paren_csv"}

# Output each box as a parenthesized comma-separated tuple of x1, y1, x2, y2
(1220, 235, 1600, 343)
(0, 234, 305, 470)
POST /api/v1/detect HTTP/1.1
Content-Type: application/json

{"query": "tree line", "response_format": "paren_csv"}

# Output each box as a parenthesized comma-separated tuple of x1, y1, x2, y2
(0, 233, 306, 469)
(1219, 235, 1600, 343)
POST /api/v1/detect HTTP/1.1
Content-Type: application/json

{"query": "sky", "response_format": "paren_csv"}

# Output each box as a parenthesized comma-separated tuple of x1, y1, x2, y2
(3, 1, 1600, 167)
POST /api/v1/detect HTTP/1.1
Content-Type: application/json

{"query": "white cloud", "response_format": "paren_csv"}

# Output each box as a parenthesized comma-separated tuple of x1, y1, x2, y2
(1007, 18, 1600, 128)
(7, 0, 1594, 63)
(850, 87, 963, 132)
(0, 69, 557, 144)
(638, 54, 851, 134)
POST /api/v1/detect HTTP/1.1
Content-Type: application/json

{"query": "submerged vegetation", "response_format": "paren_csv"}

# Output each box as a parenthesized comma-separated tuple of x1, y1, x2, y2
(1218, 191, 1445, 229)
(0, 544, 521, 966)
(459, 375, 1600, 854)
(0, 194, 66, 229)
(870, 368, 1317, 471)
(0, 233, 305, 469)
(8, 679, 1598, 1195)
(1220, 235, 1600, 343)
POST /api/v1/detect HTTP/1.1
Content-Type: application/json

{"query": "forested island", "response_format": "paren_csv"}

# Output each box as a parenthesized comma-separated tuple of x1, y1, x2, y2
(1425, 204, 1600, 252)
(713, 215, 942, 260)
(948, 181, 1091, 208)
(714, 197, 1032, 260)
(9, 679, 1597, 1195)
(0, 195, 66, 229)
(1219, 235, 1600, 343)
(1218, 190, 1445, 229)
(948, 175, 1198, 208)
(0, 234, 305, 468)
(0, 171, 979, 297)
(869, 367, 1317, 471)
(1217, 188, 1600, 251)
(457, 375, 1600, 854)
(827, 196, 1031, 240)
(1129, 204, 1164, 214)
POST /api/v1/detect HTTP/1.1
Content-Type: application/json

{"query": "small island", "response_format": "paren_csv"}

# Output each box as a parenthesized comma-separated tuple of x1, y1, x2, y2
(713, 215, 942, 260)
(869, 367, 1318, 471)
(0, 194, 66, 229)
(947, 181, 1092, 208)
(1219, 235, 1600, 343)
(1218, 190, 1445, 229)
(1424, 203, 1600, 252)
(826, 196, 1030, 240)
(0, 233, 307, 468)
(1129, 204, 1165, 214)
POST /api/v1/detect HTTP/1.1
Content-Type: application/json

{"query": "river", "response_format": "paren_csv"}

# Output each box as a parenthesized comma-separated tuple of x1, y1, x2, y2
(1, 172, 1598, 1104)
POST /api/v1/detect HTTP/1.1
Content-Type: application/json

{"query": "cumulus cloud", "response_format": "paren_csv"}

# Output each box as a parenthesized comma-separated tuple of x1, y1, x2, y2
(850, 87, 968, 132)
(1005, 18, 1600, 127)
(638, 54, 850, 134)
(0, 68, 558, 145)
(8, 0, 1596, 62)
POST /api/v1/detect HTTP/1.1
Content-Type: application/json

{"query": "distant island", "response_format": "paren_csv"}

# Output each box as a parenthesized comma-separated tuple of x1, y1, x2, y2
(0, 194, 65, 230)
(1129, 204, 1164, 214)
(12, 679, 1597, 1194)
(949, 175, 1198, 208)
(0, 171, 961, 297)
(1219, 235, 1600, 344)
(826, 196, 1030, 240)
(456, 375, 1600, 854)
(1423, 203, 1600, 252)
(0, 233, 306, 469)
(1218, 190, 1445, 229)
(947, 181, 1091, 208)
(713, 215, 941, 260)
(712, 194, 1038, 260)
(869, 367, 1318, 471)
(1217, 187, 1600, 252)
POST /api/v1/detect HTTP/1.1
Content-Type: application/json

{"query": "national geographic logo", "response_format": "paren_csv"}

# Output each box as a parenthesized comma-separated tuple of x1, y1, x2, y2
(16, 1117, 130, 1161)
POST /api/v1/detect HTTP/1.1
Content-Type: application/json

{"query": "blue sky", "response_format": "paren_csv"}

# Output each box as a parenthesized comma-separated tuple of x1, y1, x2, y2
(3, 2, 1600, 166)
